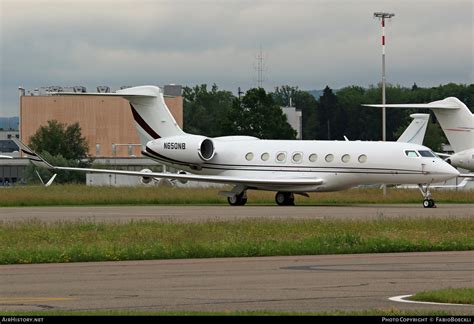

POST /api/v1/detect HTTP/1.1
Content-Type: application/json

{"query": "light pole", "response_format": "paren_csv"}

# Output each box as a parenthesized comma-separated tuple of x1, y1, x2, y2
(374, 12, 394, 196)
(373, 12, 395, 142)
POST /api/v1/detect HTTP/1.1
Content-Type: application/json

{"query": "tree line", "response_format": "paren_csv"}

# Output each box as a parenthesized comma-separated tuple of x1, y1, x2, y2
(184, 82, 473, 151)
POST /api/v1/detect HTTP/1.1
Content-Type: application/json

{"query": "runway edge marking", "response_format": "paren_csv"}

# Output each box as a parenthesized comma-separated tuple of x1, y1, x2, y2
(389, 294, 471, 307)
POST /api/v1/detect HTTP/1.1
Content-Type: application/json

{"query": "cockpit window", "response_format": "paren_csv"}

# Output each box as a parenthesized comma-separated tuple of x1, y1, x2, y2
(418, 150, 435, 157)
(405, 150, 419, 158)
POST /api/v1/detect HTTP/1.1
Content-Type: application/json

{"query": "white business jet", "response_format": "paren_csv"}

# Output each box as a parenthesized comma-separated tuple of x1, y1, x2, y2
(17, 86, 461, 208)
(365, 97, 474, 171)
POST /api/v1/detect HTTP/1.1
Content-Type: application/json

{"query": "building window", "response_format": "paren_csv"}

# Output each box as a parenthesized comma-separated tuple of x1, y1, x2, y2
(261, 152, 269, 161)
(245, 152, 254, 161)
(358, 154, 368, 163)
(276, 152, 286, 162)
(325, 154, 334, 163)
(292, 152, 302, 163)
(341, 154, 350, 163)
(309, 153, 318, 162)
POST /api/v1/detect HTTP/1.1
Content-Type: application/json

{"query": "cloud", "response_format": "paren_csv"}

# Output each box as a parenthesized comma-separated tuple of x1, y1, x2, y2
(1, 0, 472, 116)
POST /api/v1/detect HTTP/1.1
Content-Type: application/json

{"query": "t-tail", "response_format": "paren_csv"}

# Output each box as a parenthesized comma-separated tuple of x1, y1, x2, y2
(364, 97, 473, 152)
(53, 85, 185, 149)
(396, 113, 429, 145)
(116, 86, 185, 147)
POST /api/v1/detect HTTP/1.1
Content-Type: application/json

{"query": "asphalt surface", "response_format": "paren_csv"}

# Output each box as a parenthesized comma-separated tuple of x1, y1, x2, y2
(0, 204, 473, 223)
(0, 252, 473, 313)
(0, 205, 472, 314)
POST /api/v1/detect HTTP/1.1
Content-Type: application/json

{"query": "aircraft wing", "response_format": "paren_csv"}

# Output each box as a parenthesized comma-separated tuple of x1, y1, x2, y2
(16, 140, 324, 187)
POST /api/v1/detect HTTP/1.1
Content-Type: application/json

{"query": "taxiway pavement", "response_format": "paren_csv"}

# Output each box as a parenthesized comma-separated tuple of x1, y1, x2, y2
(0, 251, 473, 313)
(0, 204, 473, 223)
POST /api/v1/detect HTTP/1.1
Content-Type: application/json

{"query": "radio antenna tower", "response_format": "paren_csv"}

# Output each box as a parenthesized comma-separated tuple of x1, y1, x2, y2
(254, 45, 266, 88)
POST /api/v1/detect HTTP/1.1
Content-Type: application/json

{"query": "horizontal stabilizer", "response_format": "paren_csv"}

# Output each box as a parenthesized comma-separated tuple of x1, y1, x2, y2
(363, 97, 464, 109)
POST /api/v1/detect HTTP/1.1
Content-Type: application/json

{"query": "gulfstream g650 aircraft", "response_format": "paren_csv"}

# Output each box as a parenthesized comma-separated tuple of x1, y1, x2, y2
(19, 86, 462, 208)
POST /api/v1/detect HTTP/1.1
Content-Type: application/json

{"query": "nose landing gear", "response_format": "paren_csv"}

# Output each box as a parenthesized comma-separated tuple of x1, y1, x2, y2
(418, 184, 436, 208)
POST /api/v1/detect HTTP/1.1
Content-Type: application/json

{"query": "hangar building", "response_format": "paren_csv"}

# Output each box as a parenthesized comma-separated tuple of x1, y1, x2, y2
(19, 85, 183, 157)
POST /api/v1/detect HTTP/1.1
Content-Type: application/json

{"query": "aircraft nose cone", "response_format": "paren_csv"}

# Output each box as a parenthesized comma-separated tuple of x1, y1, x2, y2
(444, 163, 460, 177)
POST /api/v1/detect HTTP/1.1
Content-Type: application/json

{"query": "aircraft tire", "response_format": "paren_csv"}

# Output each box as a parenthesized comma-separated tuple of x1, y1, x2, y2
(275, 192, 295, 206)
(228, 193, 247, 206)
(423, 199, 435, 208)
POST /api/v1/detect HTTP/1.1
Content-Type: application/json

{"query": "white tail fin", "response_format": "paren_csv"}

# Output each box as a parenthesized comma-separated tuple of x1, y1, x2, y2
(53, 85, 185, 149)
(364, 97, 474, 152)
(115, 86, 185, 148)
(397, 113, 429, 145)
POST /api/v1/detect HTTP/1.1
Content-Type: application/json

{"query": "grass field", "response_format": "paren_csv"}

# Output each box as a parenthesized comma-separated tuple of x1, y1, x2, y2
(409, 288, 474, 305)
(1, 218, 472, 264)
(0, 185, 473, 206)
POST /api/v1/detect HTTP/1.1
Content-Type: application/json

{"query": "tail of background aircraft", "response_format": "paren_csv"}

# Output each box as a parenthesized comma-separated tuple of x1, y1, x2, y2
(54, 85, 185, 149)
(397, 113, 429, 145)
(365, 97, 473, 152)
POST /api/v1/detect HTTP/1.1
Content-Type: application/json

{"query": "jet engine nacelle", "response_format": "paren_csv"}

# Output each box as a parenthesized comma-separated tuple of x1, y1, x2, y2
(449, 148, 474, 171)
(140, 168, 153, 184)
(146, 135, 216, 165)
(177, 171, 188, 184)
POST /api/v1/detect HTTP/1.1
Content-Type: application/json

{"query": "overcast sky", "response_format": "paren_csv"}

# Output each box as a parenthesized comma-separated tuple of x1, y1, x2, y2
(1, 0, 472, 117)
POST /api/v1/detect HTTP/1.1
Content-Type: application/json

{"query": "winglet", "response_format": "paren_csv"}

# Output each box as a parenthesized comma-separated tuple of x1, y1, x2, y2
(12, 139, 55, 169)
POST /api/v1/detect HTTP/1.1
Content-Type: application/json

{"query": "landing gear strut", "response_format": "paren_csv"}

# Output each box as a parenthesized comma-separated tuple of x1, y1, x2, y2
(227, 191, 247, 206)
(275, 192, 295, 206)
(418, 184, 436, 208)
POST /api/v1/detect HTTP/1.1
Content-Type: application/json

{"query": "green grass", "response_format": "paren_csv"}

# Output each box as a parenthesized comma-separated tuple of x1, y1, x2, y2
(0, 309, 460, 316)
(409, 288, 474, 305)
(0, 185, 473, 207)
(0, 218, 472, 264)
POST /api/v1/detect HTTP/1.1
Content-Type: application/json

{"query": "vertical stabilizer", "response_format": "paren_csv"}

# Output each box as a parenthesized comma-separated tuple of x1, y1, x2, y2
(116, 86, 185, 148)
(429, 98, 473, 152)
(364, 97, 474, 152)
(397, 113, 429, 145)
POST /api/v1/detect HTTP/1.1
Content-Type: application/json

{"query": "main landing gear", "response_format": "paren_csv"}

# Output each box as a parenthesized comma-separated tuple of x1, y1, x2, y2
(275, 192, 295, 206)
(227, 191, 248, 206)
(418, 184, 436, 208)
(226, 191, 296, 206)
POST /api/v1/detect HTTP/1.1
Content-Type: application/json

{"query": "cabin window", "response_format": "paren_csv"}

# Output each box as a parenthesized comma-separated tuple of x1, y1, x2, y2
(341, 154, 351, 163)
(292, 152, 302, 163)
(418, 150, 435, 157)
(276, 152, 286, 162)
(325, 154, 334, 163)
(261, 152, 269, 161)
(358, 154, 367, 163)
(405, 150, 419, 158)
(245, 152, 254, 161)
(309, 154, 318, 162)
